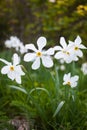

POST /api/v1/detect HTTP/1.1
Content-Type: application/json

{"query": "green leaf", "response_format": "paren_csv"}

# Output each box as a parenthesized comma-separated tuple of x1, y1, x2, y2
(53, 101, 65, 118)
(29, 87, 50, 96)
(9, 85, 27, 94)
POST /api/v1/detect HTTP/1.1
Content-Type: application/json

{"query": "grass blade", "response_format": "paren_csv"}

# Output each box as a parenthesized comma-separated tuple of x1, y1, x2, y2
(53, 101, 65, 118)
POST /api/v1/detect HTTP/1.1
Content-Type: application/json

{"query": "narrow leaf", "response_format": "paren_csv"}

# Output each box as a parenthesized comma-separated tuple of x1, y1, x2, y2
(29, 87, 49, 96)
(0, 58, 11, 65)
(53, 101, 65, 118)
(9, 85, 27, 94)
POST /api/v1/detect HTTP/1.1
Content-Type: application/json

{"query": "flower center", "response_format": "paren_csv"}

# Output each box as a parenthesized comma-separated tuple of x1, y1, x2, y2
(74, 46, 79, 50)
(67, 81, 71, 86)
(66, 52, 70, 55)
(36, 51, 42, 57)
(10, 65, 14, 71)
(62, 50, 70, 55)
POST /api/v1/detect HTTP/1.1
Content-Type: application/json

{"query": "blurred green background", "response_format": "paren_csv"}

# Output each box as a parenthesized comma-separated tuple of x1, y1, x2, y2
(0, 0, 87, 49)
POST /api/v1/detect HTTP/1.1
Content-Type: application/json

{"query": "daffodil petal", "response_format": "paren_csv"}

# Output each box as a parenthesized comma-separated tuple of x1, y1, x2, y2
(5, 40, 12, 48)
(73, 56, 78, 61)
(45, 48, 54, 55)
(79, 44, 87, 49)
(64, 56, 73, 63)
(71, 82, 77, 88)
(75, 36, 82, 45)
(76, 50, 83, 57)
(71, 76, 79, 83)
(63, 81, 67, 85)
(60, 37, 67, 49)
(15, 75, 21, 84)
(25, 44, 37, 52)
(63, 73, 71, 81)
(74, 76, 79, 81)
(7, 71, 15, 80)
(32, 57, 40, 70)
(54, 52, 64, 59)
(15, 65, 25, 75)
(1, 65, 9, 74)
(68, 41, 74, 47)
(54, 46, 62, 51)
(13, 53, 20, 65)
(42, 56, 53, 68)
(37, 36, 46, 51)
(24, 53, 36, 62)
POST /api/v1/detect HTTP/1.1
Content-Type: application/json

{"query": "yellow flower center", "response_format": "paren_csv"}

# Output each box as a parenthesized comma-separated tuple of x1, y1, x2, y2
(74, 46, 79, 50)
(67, 81, 71, 86)
(62, 50, 70, 55)
(36, 51, 42, 57)
(10, 65, 14, 71)
(66, 52, 70, 55)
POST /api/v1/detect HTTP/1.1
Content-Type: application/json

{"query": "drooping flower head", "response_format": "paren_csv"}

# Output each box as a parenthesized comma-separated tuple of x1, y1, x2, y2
(24, 36, 54, 70)
(0, 53, 25, 84)
(63, 73, 79, 88)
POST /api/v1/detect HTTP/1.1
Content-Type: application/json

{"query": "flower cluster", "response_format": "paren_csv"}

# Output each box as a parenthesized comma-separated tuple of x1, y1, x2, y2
(0, 36, 86, 87)
(5, 36, 28, 54)
(54, 36, 86, 63)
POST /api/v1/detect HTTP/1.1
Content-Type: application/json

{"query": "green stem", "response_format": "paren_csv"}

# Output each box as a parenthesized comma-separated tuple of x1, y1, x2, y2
(72, 61, 75, 75)
(65, 86, 67, 102)
(55, 65, 60, 96)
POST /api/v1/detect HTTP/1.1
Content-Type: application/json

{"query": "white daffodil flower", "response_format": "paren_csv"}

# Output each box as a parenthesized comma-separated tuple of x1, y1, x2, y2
(81, 62, 87, 75)
(5, 36, 27, 54)
(69, 36, 87, 61)
(63, 73, 79, 88)
(5, 36, 21, 50)
(54, 37, 73, 63)
(0, 53, 25, 84)
(24, 36, 54, 70)
(19, 44, 28, 54)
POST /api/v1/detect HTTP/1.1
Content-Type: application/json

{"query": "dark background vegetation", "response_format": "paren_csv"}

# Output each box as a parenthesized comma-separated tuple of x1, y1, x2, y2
(0, 0, 87, 50)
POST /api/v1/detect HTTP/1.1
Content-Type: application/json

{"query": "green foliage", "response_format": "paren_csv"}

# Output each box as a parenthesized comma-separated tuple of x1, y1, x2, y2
(0, 50, 87, 129)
